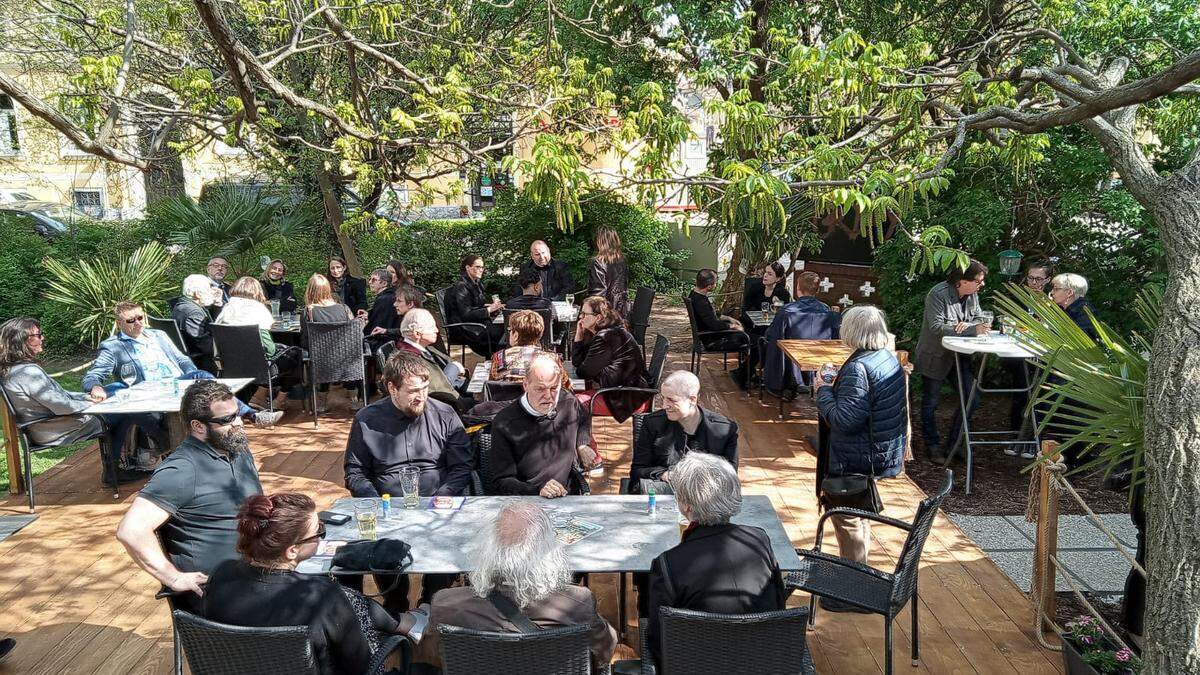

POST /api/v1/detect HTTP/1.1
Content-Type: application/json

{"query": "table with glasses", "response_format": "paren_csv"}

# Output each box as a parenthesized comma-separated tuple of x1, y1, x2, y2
(742, 309, 778, 331)
(491, 300, 579, 324)
(269, 314, 302, 334)
(941, 332, 1042, 494)
(86, 377, 255, 445)
(465, 361, 586, 396)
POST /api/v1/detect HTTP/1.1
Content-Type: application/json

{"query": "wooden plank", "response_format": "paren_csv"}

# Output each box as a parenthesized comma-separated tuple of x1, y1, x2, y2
(1, 395, 26, 494)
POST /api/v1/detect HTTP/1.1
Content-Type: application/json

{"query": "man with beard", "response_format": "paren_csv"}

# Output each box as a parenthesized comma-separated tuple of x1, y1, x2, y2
(343, 351, 472, 612)
(116, 380, 262, 614)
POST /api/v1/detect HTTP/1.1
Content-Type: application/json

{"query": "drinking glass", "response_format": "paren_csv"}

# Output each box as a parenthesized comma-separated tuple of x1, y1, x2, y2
(400, 466, 421, 509)
(760, 301, 770, 317)
(118, 363, 139, 388)
(270, 299, 281, 318)
(354, 499, 378, 540)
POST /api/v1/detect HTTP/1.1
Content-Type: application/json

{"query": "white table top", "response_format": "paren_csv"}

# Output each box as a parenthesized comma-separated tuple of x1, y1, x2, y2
(465, 362, 585, 395)
(942, 332, 1040, 359)
(493, 301, 579, 324)
(85, 378, 256, 414)
(297, 495, 803, 575)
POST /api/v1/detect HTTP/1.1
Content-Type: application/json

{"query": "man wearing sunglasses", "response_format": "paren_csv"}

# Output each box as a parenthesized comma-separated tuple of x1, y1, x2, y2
(83, 300, 205, 400)
(117, 380, 263, 614)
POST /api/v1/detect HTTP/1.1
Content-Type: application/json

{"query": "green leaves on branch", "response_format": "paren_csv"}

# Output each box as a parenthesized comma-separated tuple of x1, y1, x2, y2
(42, 242, 177, 348)
(710, 160, 789, 233)
(906, 225, 969, 277)
(503, 134, 591, 232)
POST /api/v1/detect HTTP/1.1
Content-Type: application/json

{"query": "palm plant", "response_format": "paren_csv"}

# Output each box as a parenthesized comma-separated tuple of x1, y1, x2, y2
(993, 283, 1160, 485)
(42, 241, 177, 347)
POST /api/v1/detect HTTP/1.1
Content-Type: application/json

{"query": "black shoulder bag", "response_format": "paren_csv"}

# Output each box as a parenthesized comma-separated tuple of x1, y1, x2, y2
(487, 591, 544, 633)
(819, 355, 884, 513)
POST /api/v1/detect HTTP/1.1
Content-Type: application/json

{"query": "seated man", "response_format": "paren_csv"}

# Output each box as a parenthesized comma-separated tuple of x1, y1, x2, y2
(343, 352, 472, 612)
(116, 380, 264, 614)
(629, 370, 738, 494)
(505, 266, 554, 313)
(425, 502, 617, 670)
(515, 240, 574, 301)
(369, 285, 423, 343)
(363, 268, 401, 338)
(171, 274, 217, 373)
(490, 352, 599, 497)
(762, 271, 841, 394)
(394, 309, 468, 406)
(644, 452, 787, 670)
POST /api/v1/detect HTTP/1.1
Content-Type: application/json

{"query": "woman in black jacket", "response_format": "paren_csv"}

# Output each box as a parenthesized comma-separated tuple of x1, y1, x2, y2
(327, 256, 367, 316)
(572, 296, 650, 422)
(260, 259, 297, 313)
(586, 226, 630, 317)
(741, 261, 791, 331)
(445, 254, 504, 357)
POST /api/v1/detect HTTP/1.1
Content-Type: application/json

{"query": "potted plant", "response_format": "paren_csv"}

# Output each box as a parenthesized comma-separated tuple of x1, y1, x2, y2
(1061, 616, 1140, 674)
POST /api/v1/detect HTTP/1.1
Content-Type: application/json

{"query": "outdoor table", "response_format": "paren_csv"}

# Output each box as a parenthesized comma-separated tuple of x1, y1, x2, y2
(465, 361, 585, 396)
(297, 494, 802, 637)
(491, 300, 579, 324)
(742, 309, 779, 332)
(269, 317, 302, 334)
(85, 377, 255, 446)
(941, 332, 1042, 495)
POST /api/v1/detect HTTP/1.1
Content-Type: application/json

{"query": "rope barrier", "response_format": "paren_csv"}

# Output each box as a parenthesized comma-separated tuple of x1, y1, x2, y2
(46, 360, 95, 379)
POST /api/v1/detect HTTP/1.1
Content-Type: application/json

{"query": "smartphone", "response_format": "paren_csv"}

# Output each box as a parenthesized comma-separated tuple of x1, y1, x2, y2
(317, 511, 350, 526)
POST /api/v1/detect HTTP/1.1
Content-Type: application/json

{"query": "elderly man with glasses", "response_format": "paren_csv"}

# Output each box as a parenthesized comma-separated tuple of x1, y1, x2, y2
(116, 380, 263, 614)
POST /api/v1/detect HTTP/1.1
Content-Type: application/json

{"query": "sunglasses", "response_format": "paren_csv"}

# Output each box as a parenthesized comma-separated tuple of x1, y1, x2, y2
(122, 315, 146, 324)
(296, 522, 326, 546)
(204, 412, 241, 426)
(28, 332, 44, 339)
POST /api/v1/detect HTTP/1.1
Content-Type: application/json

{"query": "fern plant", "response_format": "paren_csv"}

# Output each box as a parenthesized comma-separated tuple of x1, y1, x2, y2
(993, 283, 1160, 486)
(42, 241, 177, 347)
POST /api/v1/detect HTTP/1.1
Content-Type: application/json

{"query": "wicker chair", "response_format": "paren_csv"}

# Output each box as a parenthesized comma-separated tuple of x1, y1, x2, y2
(149, 314, 188, 354)
(437, 623, 602, 675)
(484, 379, 524, 403)
(681, 294, 748, 374)
(587, 334, 669, 417)
(172, 608, 410, 675)
(303, 319, 369, 428)
(651, 606, 815, 675)
(786, 470, 954, 675)
(474, 429, 590, 496)
(627, 287, 656, 360)
(211, 324, 293, 414)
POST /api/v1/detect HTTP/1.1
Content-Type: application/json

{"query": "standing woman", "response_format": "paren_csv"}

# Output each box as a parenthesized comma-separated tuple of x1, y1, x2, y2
(587, 226, 630, 317)
(741, 262, 791, 330)
(327, 256, 367, 317)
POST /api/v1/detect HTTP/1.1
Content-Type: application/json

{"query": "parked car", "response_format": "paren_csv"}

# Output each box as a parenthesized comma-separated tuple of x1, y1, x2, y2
(0, 200, 90, 236)
(0, 189, 37, 203)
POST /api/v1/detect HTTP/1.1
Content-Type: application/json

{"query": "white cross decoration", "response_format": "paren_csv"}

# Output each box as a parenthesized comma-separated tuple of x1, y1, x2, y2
(795, 260, 805, 270)
(818, 276, 835, 293)
(859, 281, 876, 297)
(838, 294, 853, 307)
(905, 273, 917, 284)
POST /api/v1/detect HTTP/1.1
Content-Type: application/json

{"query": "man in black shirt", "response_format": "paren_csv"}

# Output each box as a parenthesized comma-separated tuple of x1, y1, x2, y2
(116, 380, 263, 613)
(515, 240, 574, 301)
(490, 352, 600, 497)
(343, 352, 471, 611)
(630, 370, 738, 494)
(363, 268, 401, 338)
(687, 268, 750, 386)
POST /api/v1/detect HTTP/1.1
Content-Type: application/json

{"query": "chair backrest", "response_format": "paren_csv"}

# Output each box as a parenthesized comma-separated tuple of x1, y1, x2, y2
(646, 334, 671, 388)
(435, 288, 452, 325)
(437, 622, 592, 675)
(149, 315, 188, 354)
(484, 380, 524, 403)
(375, 340, 397, 375)
(628, 286, 656, 345)
(210, 324, 270, 382)
(681, 294, 703, 347)
(475, 430, 494, 494)
(172, 609, 318, 675)
(888, 470, 954, 612)
(658, 606, 813, 675)
(306, 320, 368, 385)
(502, 308, 554, 349)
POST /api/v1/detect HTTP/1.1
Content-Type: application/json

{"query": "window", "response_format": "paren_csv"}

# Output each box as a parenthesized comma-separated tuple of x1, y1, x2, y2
(0, 94, 18, 155)
(72, 189, 105, 218)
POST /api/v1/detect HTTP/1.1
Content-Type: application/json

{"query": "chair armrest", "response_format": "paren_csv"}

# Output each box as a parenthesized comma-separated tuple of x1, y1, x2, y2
(788, 547, 894, 584)
(442, 321, 489, 331)
(817, 507, 913, 533)
(368, 634, 412, 675)
(695, 328, 746, 339)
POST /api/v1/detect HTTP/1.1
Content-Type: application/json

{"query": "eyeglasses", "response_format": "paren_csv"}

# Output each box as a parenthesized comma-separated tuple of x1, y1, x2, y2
(579, 310, 596, 317)
(203, 412, 241, 426)
(28, 332, 44, 339)
(1026, 275, 1049, 283)
(1051, 286, 1069, 293)
(469, 264, 485, 270)
(296, 522, 326, 546)
(121, 315, 145, 324)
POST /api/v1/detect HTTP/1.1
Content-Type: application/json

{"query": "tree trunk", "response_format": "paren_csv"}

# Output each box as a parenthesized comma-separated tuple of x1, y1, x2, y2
(314, 163, 363, 277)
(718, 234, 747, 314)
(1141, 182, 1200, 673)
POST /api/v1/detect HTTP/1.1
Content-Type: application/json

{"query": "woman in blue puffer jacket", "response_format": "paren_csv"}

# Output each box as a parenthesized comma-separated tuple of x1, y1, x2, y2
(813, 305, 908, 610)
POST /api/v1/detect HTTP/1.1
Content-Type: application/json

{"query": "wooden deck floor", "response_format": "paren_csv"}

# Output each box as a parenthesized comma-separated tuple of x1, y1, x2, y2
(0, 354, 1063, 674)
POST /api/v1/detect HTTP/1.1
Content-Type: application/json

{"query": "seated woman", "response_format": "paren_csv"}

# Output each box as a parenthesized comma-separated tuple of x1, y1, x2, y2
(490, 310, 544, 380)
(813, 305, 906, 611)
(204, 493, 422, 674)
(300, 274, 360, 412)
(215, 276, 303, 411)
(741, 261, 791, 331)
(0, 317, 162, 486)
(1048, 272, 1098, 341)
(571, 296, 650, 422)
(261, 259, 297, 314)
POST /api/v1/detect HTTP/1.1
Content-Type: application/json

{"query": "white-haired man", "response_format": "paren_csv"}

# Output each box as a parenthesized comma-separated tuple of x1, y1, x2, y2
(426, 502, 617, 669)
(629, 370, 738, 495)
(171, 274, 218, 373)
(644, 452, 786, 670)
(396, 308, 467, 404)
(490, 352, 599, 497)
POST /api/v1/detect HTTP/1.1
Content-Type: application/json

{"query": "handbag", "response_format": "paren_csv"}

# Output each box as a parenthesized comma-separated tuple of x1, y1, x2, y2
(331, 538, 414, 573)
(819, 353, 884, 513)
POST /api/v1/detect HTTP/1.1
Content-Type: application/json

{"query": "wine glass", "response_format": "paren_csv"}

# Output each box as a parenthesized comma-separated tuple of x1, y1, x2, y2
(760, 301, 770, 317)
(118, 363, 139, 388)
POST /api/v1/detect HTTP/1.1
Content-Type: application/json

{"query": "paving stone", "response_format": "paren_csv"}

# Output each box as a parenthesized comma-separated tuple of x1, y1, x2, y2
(0, 514, 37, 542)
(949, 514, 1034, 549)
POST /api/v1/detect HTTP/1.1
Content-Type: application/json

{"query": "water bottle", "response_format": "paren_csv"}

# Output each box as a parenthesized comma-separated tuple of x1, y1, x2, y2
(647, 485, 657, 517)
(380, 494, 391, 521)
(819, 363, 838, 384)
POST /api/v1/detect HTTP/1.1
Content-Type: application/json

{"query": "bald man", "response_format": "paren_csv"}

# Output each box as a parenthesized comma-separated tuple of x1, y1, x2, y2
(489, 353, 598, 497)
(515, 240, 575, 301)
(629, 370, 739, 495)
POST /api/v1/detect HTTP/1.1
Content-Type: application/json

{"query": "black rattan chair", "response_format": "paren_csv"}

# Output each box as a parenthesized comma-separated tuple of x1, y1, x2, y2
(211, 324, 290, 414)
(655, 606, 815, 675)
(149, 314, 189, 354)
(587, 334, 669, 417)
(475, 428, 590, 496)
(173, 608, 409, 675)
(786, 470, 954, 675)
(303, 319, 369, 428)
(437, 622, 596, 675)
(375, 341, 396, 376)
(484, 379, 524, 403)
(681, 294, 748, 374)
(436, 288, 493, 362)
(628, 287, 656, 359)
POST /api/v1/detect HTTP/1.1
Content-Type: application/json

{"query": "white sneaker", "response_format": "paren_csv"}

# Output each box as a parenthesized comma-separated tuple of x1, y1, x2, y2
(1003, 447, 1019, 457)
(254, 410, 284, 428)
(1020, 449, 1038, 460)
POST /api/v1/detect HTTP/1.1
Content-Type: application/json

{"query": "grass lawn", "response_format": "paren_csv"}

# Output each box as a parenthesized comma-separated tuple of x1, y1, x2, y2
(1, 355, 97, 494)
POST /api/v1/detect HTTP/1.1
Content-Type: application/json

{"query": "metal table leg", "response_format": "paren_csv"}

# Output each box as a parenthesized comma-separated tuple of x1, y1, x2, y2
(618, 571, 627, 641)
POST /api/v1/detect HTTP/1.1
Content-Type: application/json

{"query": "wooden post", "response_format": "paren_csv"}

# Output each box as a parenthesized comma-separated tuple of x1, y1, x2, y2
(1, 402, 25, 495)
(1032, 440, 1061, 634)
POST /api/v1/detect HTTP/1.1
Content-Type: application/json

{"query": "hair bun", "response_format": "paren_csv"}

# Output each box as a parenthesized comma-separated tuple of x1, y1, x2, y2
(243, 494, 275, 520)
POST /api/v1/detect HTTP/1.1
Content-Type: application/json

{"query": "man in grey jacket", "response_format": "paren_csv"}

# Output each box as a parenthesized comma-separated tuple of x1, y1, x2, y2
(913, 259, 990, 463)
